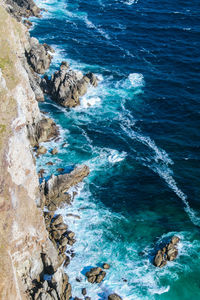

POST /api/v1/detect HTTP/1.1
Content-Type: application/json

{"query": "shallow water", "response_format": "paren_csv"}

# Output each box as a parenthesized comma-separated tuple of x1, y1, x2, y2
(32, 0, 200, 299)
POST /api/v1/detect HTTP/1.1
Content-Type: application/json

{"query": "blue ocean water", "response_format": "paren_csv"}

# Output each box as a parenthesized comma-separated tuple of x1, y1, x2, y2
(31, 0, 200, 299)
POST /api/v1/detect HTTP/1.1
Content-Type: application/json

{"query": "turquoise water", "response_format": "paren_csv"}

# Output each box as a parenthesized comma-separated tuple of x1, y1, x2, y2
(31, 0, 200, 299)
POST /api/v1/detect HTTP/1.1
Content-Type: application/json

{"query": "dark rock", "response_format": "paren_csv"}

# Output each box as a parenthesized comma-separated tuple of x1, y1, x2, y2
(82, 288, 87, 296)
(108, 294, 122, 300)
(51, 147, 58, 155)
(103, 263, 110, 269)
(38, 169, 46, 178)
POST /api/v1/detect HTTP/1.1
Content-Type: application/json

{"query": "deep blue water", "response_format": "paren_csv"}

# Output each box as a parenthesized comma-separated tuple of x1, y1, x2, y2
(31, 0, 200, 299)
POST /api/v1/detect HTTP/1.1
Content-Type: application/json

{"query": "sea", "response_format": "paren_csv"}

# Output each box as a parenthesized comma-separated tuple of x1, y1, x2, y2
(30, 0, 200, 299)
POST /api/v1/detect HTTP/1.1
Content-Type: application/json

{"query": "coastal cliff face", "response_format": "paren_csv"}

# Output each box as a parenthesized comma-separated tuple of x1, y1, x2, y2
(0, 3, 59, 299)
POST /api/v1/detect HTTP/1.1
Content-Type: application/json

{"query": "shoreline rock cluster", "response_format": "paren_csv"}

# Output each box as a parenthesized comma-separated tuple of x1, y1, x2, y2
(154, 236, 180, 268)
(0, 0, 123, 299)
(42, 61, 98, 108)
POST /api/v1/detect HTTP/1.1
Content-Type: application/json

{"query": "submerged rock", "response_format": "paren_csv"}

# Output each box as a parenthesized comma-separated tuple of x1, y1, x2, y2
(42, 61, 98, 108)
(154, 236, 180, 267)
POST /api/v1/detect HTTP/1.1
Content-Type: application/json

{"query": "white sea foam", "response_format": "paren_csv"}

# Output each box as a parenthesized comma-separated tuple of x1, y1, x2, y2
(128, 73, 145, 88)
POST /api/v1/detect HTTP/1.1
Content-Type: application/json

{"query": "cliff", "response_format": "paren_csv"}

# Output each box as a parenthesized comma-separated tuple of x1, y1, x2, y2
(0, 2, 80, 299)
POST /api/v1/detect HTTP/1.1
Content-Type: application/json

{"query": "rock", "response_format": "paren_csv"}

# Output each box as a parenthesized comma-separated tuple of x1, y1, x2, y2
(42, 61, 98, 108)
(82, 288, 87, 296)
(5, 0, 41, 20)
(85, 297, 91, 300)
(23, 19, 32, 28)
(38, 169, 46, 178)
(108, 294, 122, 300)
(57, 168, 64, 172)
(103, 263, 110, 269)
(43, 165, 89, 211)
(154, 250, 163, 267)
(76, 277, 82, 282)
(171, 236, 180, 245)
(26, 37, 53, 74)
(154, 236, 180, 268)
(46, 161, 54, 165)
(64, 256, 70, 267)
(28, 117, 59, 147)
(85, 72, 98, 87)
(86, 267, 106, 284)
(51, 147, 58, 155)
(37, 146, 47, 155)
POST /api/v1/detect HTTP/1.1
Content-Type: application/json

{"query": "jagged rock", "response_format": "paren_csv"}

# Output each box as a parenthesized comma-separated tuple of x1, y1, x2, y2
(103, 263, 110, 269)
(82, 288, 87, 296)
(28, 117, 59, 147)
(43, 61, 98, 108)
(108, 294, 122, 300)
(85, 297, 91, 300)
(86, 267, 106, 284)
(43, 165, 89, 211)
(5, 0, 41, 20)
(51, 147, 58, 155)
(37, 146, 47, 155)
(26, 37, 53, 74)
(23, 19, 32, 28)
(154, 236, 180, 267)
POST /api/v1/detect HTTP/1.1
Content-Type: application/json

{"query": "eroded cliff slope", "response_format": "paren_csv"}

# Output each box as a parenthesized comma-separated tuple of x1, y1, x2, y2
(0, 4, 59, 299)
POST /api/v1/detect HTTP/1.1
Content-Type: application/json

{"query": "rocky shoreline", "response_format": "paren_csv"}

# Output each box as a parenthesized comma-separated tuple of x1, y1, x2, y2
(0, 0, 122, 299)
(0, 0, 180, 299)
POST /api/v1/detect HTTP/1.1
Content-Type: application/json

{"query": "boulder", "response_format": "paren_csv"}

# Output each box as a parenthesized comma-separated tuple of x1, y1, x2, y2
(86, 267, 106, 284)
(103, 263, 110, 269)
(108, 294, 122, 300)
(82, 288, 87, 296)
(42, 61, 98, 108)
(154, 236, 180, 268)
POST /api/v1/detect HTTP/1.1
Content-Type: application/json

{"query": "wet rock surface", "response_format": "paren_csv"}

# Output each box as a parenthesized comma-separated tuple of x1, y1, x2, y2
(154, 236, 180, 267)
(42, 61, 98, 108)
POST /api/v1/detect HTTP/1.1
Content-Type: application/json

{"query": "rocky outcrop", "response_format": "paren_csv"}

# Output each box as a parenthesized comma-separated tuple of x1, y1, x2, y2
(5, 0, 41, 20)
(42, 61, 98, 108)
(25, 37, 54, 75)
(41, 165, 90, 211)
(86, 267, 106, 284)
(154, 236, 180, 268)
(27, 116, 59, 147)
